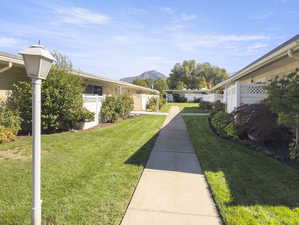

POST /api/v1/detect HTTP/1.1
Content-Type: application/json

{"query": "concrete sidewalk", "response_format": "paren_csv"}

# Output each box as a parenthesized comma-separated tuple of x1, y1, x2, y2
(121, 106, 222, 225)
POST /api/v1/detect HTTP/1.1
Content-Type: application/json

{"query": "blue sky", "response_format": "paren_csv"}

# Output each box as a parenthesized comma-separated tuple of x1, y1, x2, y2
(1, 0, 298, 79)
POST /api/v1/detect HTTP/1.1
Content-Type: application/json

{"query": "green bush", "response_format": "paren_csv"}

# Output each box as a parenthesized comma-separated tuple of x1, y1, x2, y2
(0, 103, 22, 135)
(7, 67, 94, 133)
(146, 96, 159, 112)
(159, 94, 166, 109)
(0, 125, 15, 143)
(198, 100, 213, 112)
(211, 111, 236, 137)
(118, 96, 134, 119)
(173, 93, 187, 103)
(101, 96, 134, 123)
(212, 100, 225, 113)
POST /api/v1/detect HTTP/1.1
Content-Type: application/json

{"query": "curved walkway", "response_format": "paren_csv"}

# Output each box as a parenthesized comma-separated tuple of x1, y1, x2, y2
(121, 106, 221, 225)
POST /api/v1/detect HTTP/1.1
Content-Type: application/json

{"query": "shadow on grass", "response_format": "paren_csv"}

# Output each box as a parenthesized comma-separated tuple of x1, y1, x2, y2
(184, 116, 299, 209)
(181, 106, 200, 113)
(125, 133, 159, 167)
(125, 114, 202, 175)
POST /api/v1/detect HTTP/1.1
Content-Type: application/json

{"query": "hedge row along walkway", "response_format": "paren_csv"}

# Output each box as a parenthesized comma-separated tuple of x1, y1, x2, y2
(121, 106, 221, 225)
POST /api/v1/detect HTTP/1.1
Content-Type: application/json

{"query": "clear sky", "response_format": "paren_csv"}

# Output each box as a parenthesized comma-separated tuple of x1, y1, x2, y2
(1, 0, 298, 79)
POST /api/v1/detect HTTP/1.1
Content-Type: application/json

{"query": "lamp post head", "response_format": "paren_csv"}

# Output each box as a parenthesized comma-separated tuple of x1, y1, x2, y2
(20, 45, 55, 80)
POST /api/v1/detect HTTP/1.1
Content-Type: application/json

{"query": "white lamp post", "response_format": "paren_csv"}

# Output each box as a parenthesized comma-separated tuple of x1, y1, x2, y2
(20, 45, 54, 225)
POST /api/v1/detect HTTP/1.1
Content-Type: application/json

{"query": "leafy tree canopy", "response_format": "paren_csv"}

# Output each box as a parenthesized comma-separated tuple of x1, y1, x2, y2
(168, 60, 229, 90)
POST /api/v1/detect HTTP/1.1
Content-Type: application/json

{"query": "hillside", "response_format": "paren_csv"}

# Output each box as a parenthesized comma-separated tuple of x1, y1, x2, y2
(121, 70, 167, 83)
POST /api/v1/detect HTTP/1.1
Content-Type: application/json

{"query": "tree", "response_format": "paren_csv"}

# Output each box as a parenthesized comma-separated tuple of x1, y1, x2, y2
(199, 63, 228, 89)
(153, 79, 168, 92)
(264, 71, 299, 157)
(176, 81, 187, 90)
(7, 51, 94, 133)
(132, 79, 149, 88)
(168, 60, 228, 89)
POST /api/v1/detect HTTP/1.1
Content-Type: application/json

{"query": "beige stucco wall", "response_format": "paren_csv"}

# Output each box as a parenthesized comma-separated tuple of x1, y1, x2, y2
(0, 63, 157, 111)
(0, 64, 28, 101)
(240, 52, 299, 84)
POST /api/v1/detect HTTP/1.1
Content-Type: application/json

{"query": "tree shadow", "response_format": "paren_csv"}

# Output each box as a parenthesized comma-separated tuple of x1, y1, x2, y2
(125, 133, 159, 167)
(125, 114, 202, 175)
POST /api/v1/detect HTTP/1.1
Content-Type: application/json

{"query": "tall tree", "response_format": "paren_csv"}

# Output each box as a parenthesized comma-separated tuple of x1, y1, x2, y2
(154, 79, 168, 92)
(168, 60, 228, 89)
(132, 79, 149, 88)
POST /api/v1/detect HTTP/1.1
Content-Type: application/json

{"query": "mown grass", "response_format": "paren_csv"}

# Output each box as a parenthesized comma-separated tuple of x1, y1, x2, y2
(160, 103, 199, 113)
(0, 115, 165, 225)
(184, 116, 299, 225)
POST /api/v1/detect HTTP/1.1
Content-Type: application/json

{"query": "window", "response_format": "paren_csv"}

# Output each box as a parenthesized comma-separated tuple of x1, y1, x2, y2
(84, 85, 103, 96)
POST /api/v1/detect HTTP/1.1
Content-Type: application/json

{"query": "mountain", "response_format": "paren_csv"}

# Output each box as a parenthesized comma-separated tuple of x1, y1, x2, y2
(120, 70, 167, 83)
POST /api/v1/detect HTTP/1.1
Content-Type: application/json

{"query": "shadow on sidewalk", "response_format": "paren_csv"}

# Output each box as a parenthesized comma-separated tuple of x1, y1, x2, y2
(125, 113, 202, 175)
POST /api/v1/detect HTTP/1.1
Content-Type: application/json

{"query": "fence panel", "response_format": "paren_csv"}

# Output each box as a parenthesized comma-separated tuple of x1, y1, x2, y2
(83, 95, 104, 129)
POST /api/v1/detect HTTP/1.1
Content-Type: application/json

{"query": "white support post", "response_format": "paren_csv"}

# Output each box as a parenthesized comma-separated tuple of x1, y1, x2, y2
(235, 81, 241, 108)
(32, 78, 42, 225)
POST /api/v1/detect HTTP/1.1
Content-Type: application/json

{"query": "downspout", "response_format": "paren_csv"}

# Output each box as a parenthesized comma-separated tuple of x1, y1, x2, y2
(0, 61, 13, 73)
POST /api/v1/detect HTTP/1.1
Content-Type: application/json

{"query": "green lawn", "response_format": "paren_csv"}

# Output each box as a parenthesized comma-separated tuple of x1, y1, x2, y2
(0, 115, 165, 225)
(160, 103, 200, 113)
(184, 116, 299, 225)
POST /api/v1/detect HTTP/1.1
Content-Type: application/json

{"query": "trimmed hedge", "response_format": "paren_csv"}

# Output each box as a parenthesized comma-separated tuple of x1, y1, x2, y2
(146, 97, 159, 112)
(101, 96, 134, 123)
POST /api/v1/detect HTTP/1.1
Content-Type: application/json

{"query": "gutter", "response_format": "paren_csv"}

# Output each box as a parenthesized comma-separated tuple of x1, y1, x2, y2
(0, 52, 159, 94)
(210, 34, 299, 92)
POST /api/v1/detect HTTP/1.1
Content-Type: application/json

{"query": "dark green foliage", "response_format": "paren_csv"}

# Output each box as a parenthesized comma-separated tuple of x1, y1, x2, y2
(264, 71, 299, 159)
(198, 100, 213, 112)
(211, 111, 236, 138)
(118, 96, 134, 119)
(173, 93, 187, 102)
(159, 94, 166, 109)
(0, 103, 22, 135)
(132, 79, 149, 88)
(146, 97, 159, 112)
(7, 67, 94, 133)
(101, 96, 134, 123)
(212, 100, 225, 113)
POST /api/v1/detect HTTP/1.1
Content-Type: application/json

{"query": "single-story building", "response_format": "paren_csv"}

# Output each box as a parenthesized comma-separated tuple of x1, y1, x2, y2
(0, 51, 159, 129)
(209, 34, 299, 113)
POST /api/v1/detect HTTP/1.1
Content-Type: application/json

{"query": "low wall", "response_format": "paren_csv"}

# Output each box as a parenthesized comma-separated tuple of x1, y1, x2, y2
(133, 94, 159, 111)
(82, 95, 104, 129)
(202, 94, 223, 103)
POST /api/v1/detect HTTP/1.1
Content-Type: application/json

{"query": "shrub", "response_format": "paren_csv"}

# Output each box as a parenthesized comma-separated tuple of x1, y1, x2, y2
(146, 97, 159, 112)
(232, 104, 292, 145)
(101, 96, 134, 123)
(264, 71, 299, 159)
(211, 100, 225, 113)
(159, 94, 166, 109)
(173, 93, 187, 103)
(118, 96, 134, 119)
(0, 125, 15, 143)
(0, 103, 22, 135)
(211, 111, 236, 137)
(198, 100, 213, 112)
(7, 67, 94, 133)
